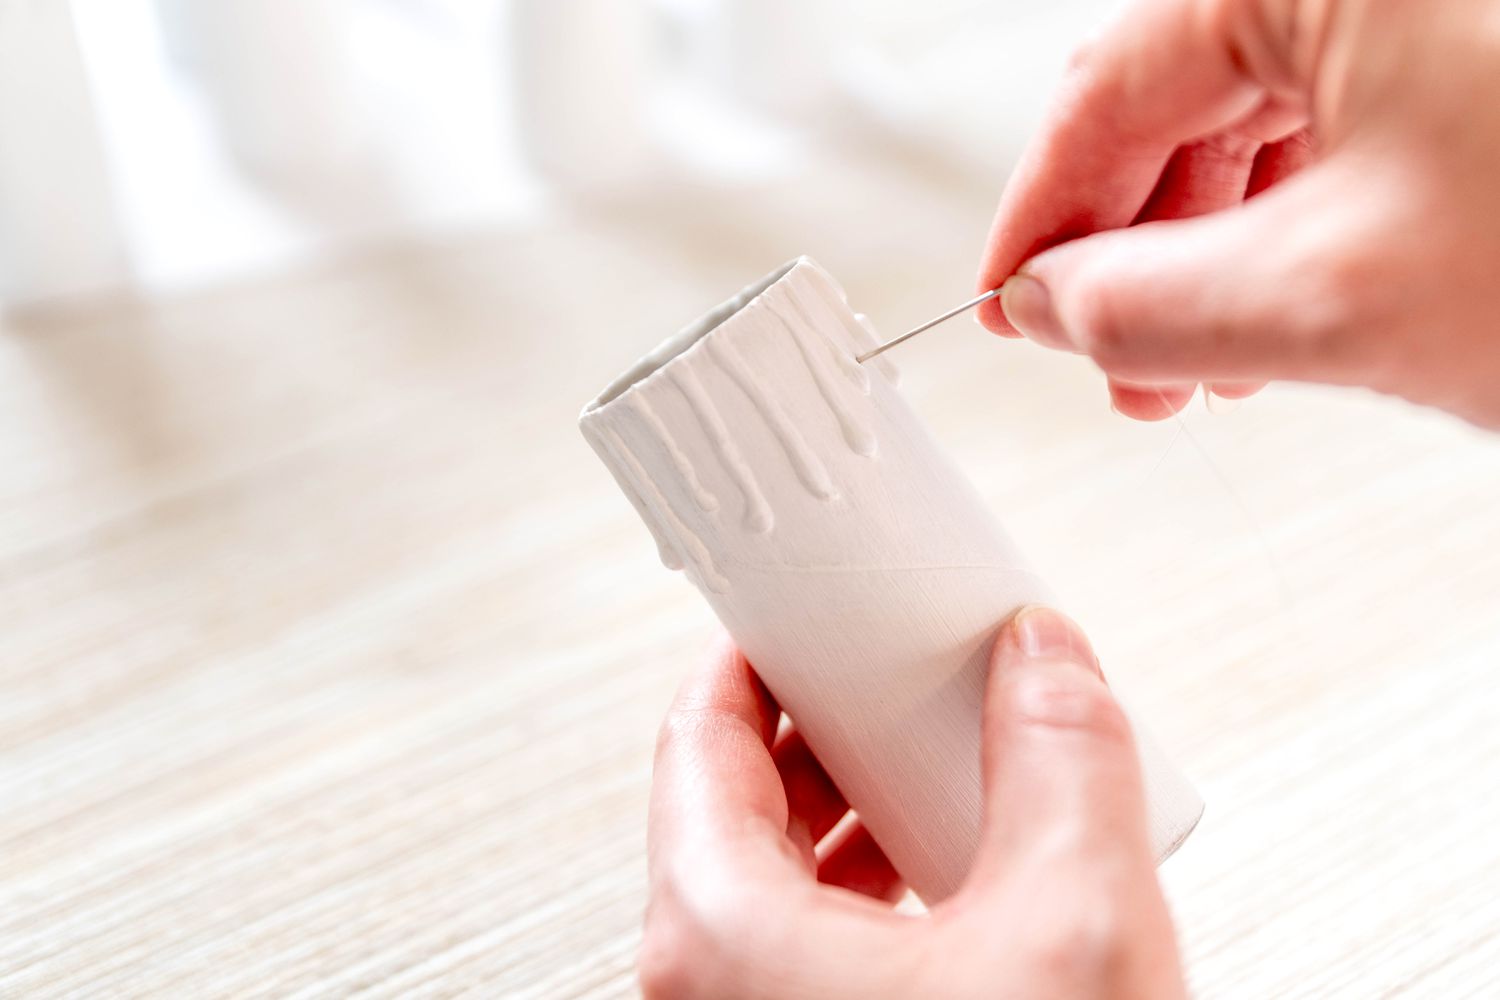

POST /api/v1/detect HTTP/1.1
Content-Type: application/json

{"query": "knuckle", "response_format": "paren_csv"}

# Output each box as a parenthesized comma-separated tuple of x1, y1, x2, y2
(638, 911, 701, 999)
(1028, 894, 1134, 986)
(1007, 672, 1133, 745)
(1298, 249, 1385, 371)
(640, 862, 768, 999)
(1069, 275, 1137, 371)
(653, 710, 694, 762)
(1316, 248, 1375, 311)
(638, 885, 724, 1000)
(653, 707, 726, 765)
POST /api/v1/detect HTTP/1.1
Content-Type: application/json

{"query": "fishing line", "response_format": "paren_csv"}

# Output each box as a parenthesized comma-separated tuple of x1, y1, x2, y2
(1153, 386, 1294, 609)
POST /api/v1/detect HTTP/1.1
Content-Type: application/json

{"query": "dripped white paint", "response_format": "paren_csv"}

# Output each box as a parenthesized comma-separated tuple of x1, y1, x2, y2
(594, 426, 682, 571)
(795, 263, 901, 385)
(709, 334, 840, 501)
(628, 395, 718, 512)
(778, 310, 877, 457)
(603, 426, 728, 594)
(580, 258, 1202, 901)
(671, 366, 773, 533)
(781, 280, 871, 394)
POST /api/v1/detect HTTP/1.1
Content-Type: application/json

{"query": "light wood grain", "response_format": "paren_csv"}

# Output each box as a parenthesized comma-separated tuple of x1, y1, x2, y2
(3, 140, 1499, 997)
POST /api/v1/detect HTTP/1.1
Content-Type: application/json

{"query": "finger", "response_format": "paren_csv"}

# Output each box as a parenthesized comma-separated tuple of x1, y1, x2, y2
(1108, 379, 1195, 421)
(970, 607, 1153, 885)
(669, 632, 781, 746)
(647, 635, 796, 886)
(1246, 128, 1316, 198)
(1113, 133, 1261, 420)
(999, 166, 1383, 387)
(1233, 95, 1310, 146)
(774, 727, 851, 861)
(1205, 380, 1267, 413)
(642, 640, 926, 1000)
(1117, 132, 1262, 418)
(1133, 134, 1262, 224)
(1207, 380, 1266, 399)
(817, 821, 905, 903)
(976, 0, 1304, 331)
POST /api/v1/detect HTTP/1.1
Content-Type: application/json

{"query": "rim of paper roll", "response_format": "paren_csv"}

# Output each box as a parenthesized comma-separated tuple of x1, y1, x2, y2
(583, 260, 800, 416)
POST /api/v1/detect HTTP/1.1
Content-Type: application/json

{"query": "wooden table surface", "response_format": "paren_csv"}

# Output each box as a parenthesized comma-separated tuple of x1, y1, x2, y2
(4, 141, 1500, 998)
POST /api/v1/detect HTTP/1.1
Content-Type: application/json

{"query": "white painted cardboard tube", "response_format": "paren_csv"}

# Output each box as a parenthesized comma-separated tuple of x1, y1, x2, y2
(580, 258, 1202, 902)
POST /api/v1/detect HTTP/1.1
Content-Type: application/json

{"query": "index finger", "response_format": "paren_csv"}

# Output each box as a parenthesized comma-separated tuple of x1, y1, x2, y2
(975, 0, 1301, 327)
(646, 635, 791, 881)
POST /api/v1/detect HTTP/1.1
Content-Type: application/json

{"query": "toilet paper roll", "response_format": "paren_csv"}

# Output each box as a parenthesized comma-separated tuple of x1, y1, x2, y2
(580, 257, 1202, 901)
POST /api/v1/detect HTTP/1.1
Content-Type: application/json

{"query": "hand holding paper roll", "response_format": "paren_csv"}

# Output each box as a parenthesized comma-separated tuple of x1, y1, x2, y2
(977, 0, 1500, 429)
(638, 609, 1187, 1000)
(584, 257, 1199, 993)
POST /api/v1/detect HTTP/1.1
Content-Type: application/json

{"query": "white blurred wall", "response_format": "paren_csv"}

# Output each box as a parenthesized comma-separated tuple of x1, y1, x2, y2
(0, 0, 1115, 308)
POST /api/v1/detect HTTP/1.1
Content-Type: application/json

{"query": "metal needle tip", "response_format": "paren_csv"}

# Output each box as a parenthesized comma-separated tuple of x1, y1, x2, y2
(856, 287, 1003, 364)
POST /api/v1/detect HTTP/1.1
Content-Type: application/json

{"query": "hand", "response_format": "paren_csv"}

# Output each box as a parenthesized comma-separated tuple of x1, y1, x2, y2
(639, 607, 1185, 999)
(976, 0, 1500, 428)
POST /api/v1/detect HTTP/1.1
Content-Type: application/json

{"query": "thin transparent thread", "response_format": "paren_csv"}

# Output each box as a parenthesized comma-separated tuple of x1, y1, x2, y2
(1148, 386, 1295, 610)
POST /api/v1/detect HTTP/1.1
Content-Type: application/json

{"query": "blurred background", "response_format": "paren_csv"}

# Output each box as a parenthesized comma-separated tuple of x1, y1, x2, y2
(2, 0, 1105, 306)
(6, 1, 1500, 997)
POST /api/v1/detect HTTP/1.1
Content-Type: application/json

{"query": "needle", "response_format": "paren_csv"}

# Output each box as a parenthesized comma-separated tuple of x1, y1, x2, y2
(855, 287, 1003, 365)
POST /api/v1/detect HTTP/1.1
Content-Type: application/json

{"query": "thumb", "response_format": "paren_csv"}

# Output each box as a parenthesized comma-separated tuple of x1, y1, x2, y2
(968, 607, 1153, 886)
(1000, 168, 1385, 389)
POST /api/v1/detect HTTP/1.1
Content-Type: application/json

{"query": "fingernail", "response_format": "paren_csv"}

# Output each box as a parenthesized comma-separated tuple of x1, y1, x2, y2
(1205, 388, 1241, 414)
(1000, 273, 1070, 350)
(1011, 606, 1100, 675)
